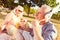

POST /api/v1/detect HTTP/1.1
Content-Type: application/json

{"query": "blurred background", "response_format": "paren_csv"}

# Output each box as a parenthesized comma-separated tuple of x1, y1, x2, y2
(0, 0, 60, 40)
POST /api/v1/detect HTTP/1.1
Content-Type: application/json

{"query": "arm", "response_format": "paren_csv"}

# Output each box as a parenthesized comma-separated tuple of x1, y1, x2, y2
(32, 20, 44, 40)
(33, 26, 44, 40)
(0, 13, 12, 30)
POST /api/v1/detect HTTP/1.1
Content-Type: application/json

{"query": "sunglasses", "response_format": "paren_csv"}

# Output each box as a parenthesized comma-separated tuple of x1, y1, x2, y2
(16, 9, 23, 12)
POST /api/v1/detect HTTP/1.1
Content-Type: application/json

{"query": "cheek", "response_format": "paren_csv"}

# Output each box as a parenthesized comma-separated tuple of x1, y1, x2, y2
(16, 11, 21, 14)
(40, 15, 44, 19)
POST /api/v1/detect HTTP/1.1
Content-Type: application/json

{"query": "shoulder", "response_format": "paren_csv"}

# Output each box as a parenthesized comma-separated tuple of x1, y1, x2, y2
(5, 13, 13, 18)
(43, 21, 57, 33)
(42, 21, 57, 39)
(44, 21, 56, 30)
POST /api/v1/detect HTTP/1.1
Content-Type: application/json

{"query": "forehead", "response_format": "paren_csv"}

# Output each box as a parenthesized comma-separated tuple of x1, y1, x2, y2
(15, 8, 20, 10)
(15, 6, 23, 11)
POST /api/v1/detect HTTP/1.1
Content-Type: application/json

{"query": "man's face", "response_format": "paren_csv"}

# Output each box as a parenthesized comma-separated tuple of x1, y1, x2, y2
(36, 11, 45, 21)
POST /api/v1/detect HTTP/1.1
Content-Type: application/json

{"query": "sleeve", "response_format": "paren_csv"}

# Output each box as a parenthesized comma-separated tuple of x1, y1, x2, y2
(43, 24, 57, 40)
(1, 13, 12, 30)
(2, 13, 13, 25)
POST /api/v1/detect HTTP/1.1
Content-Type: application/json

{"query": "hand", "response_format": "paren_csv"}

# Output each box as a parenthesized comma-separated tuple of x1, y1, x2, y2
(32, 20, 40, 27)
(32, 20, 43, 34)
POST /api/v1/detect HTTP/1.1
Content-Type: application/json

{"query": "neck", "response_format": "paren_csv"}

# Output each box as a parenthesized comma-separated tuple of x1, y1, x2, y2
(39, 21, 46, 25)
(38, 19, 46, 25)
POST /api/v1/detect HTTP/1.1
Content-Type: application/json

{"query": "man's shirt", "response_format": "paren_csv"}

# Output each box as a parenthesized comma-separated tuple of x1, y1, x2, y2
(42, 21, 57, 40)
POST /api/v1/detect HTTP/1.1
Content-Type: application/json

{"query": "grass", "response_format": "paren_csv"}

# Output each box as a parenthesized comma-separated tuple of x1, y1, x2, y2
(53, 23, 60, 40)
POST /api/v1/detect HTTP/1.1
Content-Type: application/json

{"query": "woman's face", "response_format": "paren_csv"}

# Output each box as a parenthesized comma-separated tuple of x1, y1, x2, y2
(15, 9, 23, 17)
(20, 19, 27, 30)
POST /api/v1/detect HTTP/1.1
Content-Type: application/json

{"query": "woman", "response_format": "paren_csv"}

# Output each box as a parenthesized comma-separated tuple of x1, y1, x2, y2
(0, 5, 24, 40)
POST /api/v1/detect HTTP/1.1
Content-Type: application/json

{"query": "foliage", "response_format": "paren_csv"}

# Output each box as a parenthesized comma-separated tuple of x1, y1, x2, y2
(0, 0, 57, 15)
(0, 0, 18, 9)
(0, 0, 57, 8)
(52, 11, 60, 20)
(46, 0, 57, 7)
(32, 0, 57, 7)
(23, 5, 35, 15)
(30, 8, 35, 14)
(23, 5, 28, 13)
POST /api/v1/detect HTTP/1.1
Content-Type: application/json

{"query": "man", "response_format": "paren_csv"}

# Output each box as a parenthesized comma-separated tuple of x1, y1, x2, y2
(32, 4, 57, 40)
(0, 5, 24, 40)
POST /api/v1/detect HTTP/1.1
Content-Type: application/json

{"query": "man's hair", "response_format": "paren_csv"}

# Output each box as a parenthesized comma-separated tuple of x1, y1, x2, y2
(42, 4, 53, 22)
(38, 4, 53, 22)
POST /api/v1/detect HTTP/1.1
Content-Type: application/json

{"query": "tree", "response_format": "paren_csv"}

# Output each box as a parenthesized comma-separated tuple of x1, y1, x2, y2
(0, 0, 57, 16)
(46, 0, 57, 7)
(32, 0, 57, 7)
(22, 0, 57, 16)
